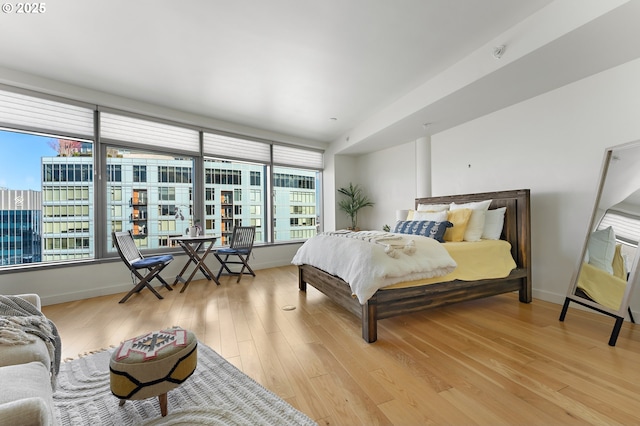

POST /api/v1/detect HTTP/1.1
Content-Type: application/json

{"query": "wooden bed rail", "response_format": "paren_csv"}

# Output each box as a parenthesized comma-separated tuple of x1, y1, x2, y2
(299, 189, 532, 343)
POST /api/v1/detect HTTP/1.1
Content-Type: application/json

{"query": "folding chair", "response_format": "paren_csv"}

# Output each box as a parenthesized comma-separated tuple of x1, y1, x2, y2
(213, 226, 256, 283)
(112, 231, 174, 303)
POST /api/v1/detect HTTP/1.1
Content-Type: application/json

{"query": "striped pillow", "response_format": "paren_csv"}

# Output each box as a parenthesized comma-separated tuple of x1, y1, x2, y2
(393, 220, 453, 242)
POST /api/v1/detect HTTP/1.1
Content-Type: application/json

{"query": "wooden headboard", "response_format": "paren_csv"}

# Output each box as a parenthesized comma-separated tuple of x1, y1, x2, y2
(298, 188, 532, 342)
(415, 189, 532, 300)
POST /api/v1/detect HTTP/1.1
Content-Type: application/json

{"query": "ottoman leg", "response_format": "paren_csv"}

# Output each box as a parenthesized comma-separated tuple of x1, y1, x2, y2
(119, 399, 126, 407)
(159, 392, 168, 417)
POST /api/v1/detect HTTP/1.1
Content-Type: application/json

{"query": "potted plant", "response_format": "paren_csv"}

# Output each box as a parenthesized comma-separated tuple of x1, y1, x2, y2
(337, 183, 374, 230)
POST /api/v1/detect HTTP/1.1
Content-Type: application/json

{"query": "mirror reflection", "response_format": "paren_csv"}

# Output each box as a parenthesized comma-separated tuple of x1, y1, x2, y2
(574, 194, 640, 311)
(561, 141, 640, 345)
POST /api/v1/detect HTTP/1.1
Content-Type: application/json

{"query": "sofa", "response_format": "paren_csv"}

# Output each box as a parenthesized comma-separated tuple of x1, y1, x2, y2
(0, 294, 58, 426)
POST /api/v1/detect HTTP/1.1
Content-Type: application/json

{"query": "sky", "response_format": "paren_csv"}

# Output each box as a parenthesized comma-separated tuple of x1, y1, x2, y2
(0, 129, 58, 191)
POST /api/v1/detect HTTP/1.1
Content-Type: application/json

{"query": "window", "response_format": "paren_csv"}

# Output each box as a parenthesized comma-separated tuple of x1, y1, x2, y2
(0, 129, 94, 265)
(0, 87, 324, 271)
(133, 165, 147, 182)
(273, 166, 320, 241)
(107, 164, 122, 182)
(205, 168, 242, 185)
(250, 171, 261, 186)
(158, 204, 176, 216)
(111, 205, 123, 217)
(158, 166, 192, 183)
(204, 158, 266, 245)
(598, 209, 640, 264)
(158, 187, 176, 202)
(106, 146, 194, 251)
(110, 186, 122, 201)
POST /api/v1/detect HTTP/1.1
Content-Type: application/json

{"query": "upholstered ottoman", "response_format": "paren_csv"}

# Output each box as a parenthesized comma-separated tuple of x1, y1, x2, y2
(109, 327, 197, 417)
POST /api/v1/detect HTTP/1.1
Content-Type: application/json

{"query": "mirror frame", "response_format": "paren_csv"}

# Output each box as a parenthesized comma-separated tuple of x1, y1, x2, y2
(560, 141, 640, 345)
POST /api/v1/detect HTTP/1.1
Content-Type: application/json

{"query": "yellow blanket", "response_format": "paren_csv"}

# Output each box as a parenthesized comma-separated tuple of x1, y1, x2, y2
(383, 239, 517, 289)
(576, 262, 626, 311)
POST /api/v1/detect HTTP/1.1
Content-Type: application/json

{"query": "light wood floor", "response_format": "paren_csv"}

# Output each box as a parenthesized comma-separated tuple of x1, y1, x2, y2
(43, 265, 640, 425)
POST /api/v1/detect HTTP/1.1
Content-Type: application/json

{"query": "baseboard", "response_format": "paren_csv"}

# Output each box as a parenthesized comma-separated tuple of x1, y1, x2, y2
(532, 288, 566, 305)
(41, 283, 134, 306)
(40, 259, 291, 306)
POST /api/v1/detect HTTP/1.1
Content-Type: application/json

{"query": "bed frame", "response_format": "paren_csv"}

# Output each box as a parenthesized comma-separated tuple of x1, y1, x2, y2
(298, 189, 532, 343)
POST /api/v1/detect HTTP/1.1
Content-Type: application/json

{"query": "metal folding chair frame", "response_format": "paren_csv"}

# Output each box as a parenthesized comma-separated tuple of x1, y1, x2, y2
(112, 230, 174, 303)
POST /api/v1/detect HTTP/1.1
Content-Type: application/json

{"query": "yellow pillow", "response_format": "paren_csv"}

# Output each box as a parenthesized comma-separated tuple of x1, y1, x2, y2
(444, 208, 472, 242)
(612, 244, 626, 280)
(406, 209, 414, 220)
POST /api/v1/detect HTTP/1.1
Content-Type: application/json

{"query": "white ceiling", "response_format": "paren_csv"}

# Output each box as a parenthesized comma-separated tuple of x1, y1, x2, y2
(0, 1, 553, 142)
(1, 1, 639, 154)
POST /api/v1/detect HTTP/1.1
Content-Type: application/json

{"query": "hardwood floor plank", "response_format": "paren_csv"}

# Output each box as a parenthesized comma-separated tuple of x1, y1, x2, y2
(438, 387, 505, 426)
(271, 335, 332, 420)
(310, 324, 395, 405)
(369, 366, 473, 425)
(216, 286, 241, 358)
(529, 359, 640, 423)
(558, 383, 639, 425)
(399, 333, 567, 425)
(309, 369, 391, 425)
(41, 265, 640, 425)
(242, 304, 296, 400)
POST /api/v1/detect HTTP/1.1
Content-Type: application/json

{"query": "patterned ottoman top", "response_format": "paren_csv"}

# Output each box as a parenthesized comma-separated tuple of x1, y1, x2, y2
(114, 328, 193, 363)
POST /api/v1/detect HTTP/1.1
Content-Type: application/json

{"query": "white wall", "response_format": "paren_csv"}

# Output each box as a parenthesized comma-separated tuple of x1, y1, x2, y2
(0, 243, 302, 306)
(356, 141, 417, 231)
(431, 57, 640, 305)
(329, 153, 359, 230)
(351, 57, 640, 311)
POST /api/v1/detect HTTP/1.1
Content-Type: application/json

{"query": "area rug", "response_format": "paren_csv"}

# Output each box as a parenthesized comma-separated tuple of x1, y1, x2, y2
(53, 341, 317, 425)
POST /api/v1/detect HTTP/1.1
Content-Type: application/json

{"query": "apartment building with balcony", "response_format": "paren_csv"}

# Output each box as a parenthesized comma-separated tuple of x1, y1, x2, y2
(39, 153, 318, 260)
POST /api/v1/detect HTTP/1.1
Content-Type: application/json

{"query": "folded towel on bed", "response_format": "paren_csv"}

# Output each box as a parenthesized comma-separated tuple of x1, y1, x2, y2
(322, 231, 414, 257)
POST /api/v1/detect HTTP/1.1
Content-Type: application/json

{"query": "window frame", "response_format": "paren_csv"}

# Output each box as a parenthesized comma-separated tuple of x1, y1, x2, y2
(0, 86, 324, 272)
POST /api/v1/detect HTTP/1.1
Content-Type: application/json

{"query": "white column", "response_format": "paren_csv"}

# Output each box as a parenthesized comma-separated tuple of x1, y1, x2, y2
(415, 136, 431, 198)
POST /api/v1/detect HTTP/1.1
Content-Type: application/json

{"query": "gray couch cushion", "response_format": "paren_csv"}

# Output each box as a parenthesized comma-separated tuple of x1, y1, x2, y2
(0, 397, 51, 426)
(0, 361, 53, 424)
(0, 337, 51, 370)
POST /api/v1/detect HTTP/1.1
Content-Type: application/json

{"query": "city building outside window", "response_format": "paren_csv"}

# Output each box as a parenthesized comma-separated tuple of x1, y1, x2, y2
(273, 166, 320, 242)
(0, 88, 324, 271)
(204, 158, 266, 245)
(105, 147, 194, 251)
(1, 129, 94, 265)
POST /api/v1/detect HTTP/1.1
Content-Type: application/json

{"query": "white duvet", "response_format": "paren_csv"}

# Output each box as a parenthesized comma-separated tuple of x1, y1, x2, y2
(291, 231, 457, 304)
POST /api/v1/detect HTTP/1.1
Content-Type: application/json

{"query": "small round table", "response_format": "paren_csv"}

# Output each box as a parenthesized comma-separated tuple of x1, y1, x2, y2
(109, 327, 197, 417)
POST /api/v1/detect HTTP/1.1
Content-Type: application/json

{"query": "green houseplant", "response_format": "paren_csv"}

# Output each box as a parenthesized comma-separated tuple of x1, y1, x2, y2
(337, 182, 374, 230)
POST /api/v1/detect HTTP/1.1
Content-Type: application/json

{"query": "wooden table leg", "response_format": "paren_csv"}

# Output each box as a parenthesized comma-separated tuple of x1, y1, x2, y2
(159, 392, 168, 417)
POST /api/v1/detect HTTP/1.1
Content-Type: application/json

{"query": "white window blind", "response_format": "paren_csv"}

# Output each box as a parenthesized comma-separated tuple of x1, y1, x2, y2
(598, 210, 640, 246)
(0, 89, 94, 138)
(100, 112, 199, 153)
(203, 133, 271, 163)
(273, 145, 323, 169)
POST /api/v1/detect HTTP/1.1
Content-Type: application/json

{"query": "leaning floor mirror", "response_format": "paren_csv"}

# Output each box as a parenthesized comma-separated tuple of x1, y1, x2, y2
(560, 140, 640, 346)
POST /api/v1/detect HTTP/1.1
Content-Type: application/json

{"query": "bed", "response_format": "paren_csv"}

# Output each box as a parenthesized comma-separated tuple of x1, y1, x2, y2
(296, 189, 531, 343)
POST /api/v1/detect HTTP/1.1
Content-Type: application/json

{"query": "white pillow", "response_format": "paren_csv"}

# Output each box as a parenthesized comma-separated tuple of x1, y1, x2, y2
(450, 200, 492, 242)
(416, 203, 450, 212)
(482, 207, 506, 240)
(587, 226, 616, 274)
(412, 210, 448, 222)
